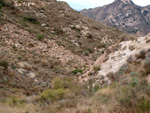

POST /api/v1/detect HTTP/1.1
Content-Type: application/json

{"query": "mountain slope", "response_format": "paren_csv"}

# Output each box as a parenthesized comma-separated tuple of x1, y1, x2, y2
(81, 0, 150, 35)
(0, 0, 150, 113)
(80, 34, 150, 84)
(0, 0, 128, 95)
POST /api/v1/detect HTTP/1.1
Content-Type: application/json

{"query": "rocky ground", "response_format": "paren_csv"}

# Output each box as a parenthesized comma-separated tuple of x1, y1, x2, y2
(0, 0, 149, 113)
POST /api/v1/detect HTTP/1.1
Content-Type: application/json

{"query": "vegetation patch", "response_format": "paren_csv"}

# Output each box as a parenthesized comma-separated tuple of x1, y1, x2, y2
(0, 60, 9, 69)
(23, 16, 40, 25)
(0, 0, 5, 12)
(71, 69, 83, 74)
(36, 34, 45, 41)
(41, 89, 69, 101)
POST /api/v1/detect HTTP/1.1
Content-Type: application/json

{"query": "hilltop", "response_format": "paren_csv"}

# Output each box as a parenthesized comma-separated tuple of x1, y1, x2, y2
(81, 0, 150, 35)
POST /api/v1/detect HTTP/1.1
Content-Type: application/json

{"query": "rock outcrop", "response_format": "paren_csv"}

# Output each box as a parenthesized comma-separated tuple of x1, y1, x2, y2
(80, 34, 150, 85)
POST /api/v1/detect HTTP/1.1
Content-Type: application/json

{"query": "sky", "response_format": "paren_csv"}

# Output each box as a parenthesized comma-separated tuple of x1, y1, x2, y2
(58, 0, 150, 9)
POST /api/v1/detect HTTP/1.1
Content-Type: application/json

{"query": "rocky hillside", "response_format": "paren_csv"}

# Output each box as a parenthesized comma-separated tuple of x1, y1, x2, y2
(81, 0, 150, 35)
(1, 0, 150, 113)
(80, 34, 150, 85)
(0, 0, 128, 95)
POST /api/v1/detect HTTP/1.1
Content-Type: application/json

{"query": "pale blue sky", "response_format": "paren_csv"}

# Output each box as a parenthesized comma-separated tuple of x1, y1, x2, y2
(58, 0, 150, 9)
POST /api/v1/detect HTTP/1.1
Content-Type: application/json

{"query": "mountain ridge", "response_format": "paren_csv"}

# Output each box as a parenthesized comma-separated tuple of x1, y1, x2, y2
(81, 0, 150, 35)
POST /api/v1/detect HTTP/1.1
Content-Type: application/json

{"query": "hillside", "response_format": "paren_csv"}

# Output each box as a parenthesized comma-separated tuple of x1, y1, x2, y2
(81, 0, 150, 35)
(0, 0, 129, 95)
(0, 0, 150, 113)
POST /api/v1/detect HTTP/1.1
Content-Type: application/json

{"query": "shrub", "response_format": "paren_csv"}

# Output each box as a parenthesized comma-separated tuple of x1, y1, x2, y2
(118, 86, 133, 106)
(41, 89, 69, 101)
(0, 0, 5, 6)
(59, 99, 77, 108)
(53, 77, 76, 90)
(71, 69, 83, 74)
(137, 97, 150, 113)
(63, 77, 74, 89)
(53, 27, 63, 35)
(117, 64, 129, 76)
(116, 79, 150, 112)
(93, 66, 101, 73)
(0, 0, 5, 13)
(94, 84, 100, 93)
(0, 61, 9, 69)
(53, 89, 69, 100)
(53, 77, 64, 89)
(86, 33, 93, 39)
(86, 48, 93, 53)
(127, 55, 132, 63)
(130, 72, 140, 77)
(71, 26, 76, 30)
(41, 89, 54, 101)
(107, 72, 117, 81)
(99, 94, 110, 103)
(129, 78, 139, 87)
(23, 16, 40, 24)
(5, 97, 26, 106)
(36, 34, 44, 41)
(138, 49, 146, 59)
(98, 43, 106, 48)
(144, 57, 150, 74)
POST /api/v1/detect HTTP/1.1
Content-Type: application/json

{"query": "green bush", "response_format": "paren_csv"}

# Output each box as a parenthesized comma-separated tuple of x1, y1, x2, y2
(41, 89, 54, 101)
(23, 16, 40, 24)
(137, 97, 150, 113)
(36, 34, 44, 41)
(129, 78, 139, 87)
(71, 69, 83, 74)
(53, 77, 75, 90)
(0, 0, 5, 12)
(118, 86, 133, 106)
(0, 60, 9, 69)
(0, 0, 5, 6)
(93, 66, 101, 73)
(99, 94, 110, 103)
(86, 33, 93, 39)
(138, 49, 146, 59)
(117, 64, 129, 76)
(53, 77, 64, 89)
(98, 43, 106, 48)
(41, 89, 69, 101)
(5, 97, 26, 106)
(94, 84, 100, 93)
(130, 72, 140, 77)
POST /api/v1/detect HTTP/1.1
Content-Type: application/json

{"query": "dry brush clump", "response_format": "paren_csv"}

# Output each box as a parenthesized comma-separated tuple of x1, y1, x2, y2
(40, 76, 85, 103)
(138, 49, 147, 59)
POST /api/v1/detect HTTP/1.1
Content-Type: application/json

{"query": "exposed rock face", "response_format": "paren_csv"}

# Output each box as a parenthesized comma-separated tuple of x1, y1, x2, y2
(81, 0, 150, 35)
(79, 33, 150, 85)
(120, 0, 133, 4)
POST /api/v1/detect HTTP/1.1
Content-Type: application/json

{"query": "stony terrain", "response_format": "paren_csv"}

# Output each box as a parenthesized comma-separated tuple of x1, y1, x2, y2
(0, 0, 150, 113)
(80, 34, 150, 85)
(0, 0, 128, 96)
(81, 0, 150, 35)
